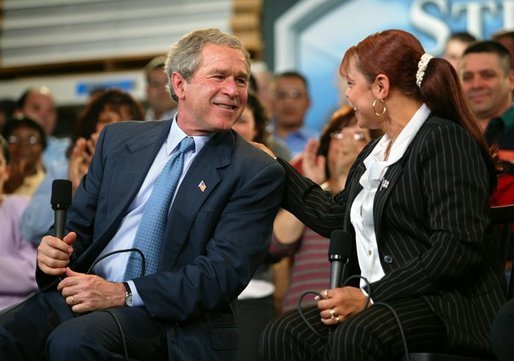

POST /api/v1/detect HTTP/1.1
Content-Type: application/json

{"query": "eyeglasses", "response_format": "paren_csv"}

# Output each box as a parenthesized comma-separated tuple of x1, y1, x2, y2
(8, 135, 41, 145)
(148, 80, 168, 89)
(274, 89, 306, 100)
(329, 131, 365, 141)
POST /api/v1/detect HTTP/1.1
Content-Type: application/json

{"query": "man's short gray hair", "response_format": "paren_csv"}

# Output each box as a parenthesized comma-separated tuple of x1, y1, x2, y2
(164, 28, 251, 101)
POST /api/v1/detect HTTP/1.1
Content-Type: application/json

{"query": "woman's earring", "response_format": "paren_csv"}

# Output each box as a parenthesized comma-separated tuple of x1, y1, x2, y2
(372, 98, 386, 116)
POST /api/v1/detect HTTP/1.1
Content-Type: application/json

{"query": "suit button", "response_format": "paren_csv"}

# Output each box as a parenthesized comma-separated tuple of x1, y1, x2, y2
(383, 255, 393, 264)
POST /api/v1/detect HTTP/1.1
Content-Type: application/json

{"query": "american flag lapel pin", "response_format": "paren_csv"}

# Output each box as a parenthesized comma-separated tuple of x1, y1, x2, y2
(198, 180, 207, 192)
(380, 179, 389, 190)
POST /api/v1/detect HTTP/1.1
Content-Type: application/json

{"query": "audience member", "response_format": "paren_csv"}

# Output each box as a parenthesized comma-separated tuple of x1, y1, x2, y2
(232, 91, 280, 361)
(443, 31, 476, 71)
(0, 28, 284, 361)
(144, 55, 178, 121)
(0, 99, 16, 133)
(247, 73, 291, 161)
(15, 87, 70, 173)
(492, 30, 514, 67)
(461, 41, 514, 139)
(270, 106, 375, 313)
(269, 71, 318, 158)
(21, 89, 145, 246)
(460, 41, 514, 207)
(1, 117, 47, 196)
(251, 61, 274, 112)
(0, 136, 37, 310)
(468, 39, 514, 361)
(259, 28, 504, 361)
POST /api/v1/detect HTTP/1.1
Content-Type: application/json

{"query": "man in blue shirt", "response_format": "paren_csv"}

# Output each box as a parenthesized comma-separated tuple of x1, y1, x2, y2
(269, 71, 318, 158)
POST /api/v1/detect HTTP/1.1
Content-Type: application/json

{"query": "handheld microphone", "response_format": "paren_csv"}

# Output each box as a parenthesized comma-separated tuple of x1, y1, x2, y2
(51, 179, 72, 239)
(328, 229, 352, 289)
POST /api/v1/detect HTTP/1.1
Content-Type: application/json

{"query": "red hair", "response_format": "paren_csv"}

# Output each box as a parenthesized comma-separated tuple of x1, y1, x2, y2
(340, 29, 497, 189)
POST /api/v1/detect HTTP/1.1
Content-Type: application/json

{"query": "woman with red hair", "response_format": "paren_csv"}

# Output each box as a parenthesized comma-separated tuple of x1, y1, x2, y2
(260, 29, 504, 361)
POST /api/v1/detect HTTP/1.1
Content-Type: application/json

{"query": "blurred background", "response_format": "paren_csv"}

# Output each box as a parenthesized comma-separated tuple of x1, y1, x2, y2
(0, 0, 511, 135)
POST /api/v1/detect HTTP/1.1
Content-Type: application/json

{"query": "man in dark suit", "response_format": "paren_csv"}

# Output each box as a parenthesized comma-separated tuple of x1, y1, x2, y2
(0, 28, 284, 361)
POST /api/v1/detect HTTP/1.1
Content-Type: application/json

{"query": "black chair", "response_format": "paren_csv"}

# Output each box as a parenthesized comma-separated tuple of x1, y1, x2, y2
(403, 204, 514, 361)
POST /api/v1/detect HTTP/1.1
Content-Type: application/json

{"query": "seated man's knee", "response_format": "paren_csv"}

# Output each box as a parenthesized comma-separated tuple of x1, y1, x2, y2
(46, 321, 93, 358)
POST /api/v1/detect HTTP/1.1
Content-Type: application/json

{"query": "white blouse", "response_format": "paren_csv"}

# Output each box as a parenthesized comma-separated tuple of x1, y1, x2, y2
(350, 103, 431, 289)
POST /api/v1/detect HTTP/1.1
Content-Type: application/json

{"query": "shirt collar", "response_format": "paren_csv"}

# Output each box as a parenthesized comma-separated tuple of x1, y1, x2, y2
(166, 115, 211, 156)
(386, 103, 431, 165)
(364, 103, 430, 179)
(499, 103, 514, 128)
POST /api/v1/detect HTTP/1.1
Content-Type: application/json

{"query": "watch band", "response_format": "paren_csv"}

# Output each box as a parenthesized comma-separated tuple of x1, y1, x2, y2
(122, 282, 133, 307)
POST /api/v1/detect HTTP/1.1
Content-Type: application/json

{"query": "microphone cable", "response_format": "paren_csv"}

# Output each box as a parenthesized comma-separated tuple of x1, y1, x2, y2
(296, 274, 370, 341)
(86, 248, 146, 276)
(295, 274, 410, 361)
(86, 248, 146, 361)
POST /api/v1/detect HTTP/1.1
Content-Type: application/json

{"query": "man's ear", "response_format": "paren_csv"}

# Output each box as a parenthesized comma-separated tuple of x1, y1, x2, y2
(373, 74, 390, 99)
(171, 71, 187, 100)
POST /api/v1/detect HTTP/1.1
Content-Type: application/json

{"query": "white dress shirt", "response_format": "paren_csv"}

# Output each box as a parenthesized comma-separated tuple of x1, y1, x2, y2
(350, 104, 430, 290)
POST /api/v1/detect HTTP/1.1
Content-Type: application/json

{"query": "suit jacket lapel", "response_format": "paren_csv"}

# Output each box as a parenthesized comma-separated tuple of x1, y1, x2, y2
(160, 131, 233, 267)
(373, 160, 405, 240)
(98, 121, 171, 244)
(343, 163, 365, 230)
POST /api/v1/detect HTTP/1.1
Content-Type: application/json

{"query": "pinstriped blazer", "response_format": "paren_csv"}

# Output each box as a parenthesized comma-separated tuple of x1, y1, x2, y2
(278, 115, 505, 355)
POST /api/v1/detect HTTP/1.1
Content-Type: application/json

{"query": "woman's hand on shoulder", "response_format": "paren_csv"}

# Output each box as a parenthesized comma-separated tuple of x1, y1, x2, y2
(251, 141, 277, 159)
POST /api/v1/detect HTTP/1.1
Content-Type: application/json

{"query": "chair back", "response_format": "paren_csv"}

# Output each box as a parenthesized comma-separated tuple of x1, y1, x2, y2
(490, 204, 514, 299)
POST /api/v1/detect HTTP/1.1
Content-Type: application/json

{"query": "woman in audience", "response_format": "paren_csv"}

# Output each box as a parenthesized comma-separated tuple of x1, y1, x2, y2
(21, 89, 144, 245)
(232, 91, 286, 361)
(1, 117, 46, 196)
(0, 136, 37, 310)
(67, 89, 145, 190)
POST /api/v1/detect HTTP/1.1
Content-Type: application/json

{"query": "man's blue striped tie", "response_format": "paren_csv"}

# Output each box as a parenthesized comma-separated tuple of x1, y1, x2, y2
(124, 136, 195, 280)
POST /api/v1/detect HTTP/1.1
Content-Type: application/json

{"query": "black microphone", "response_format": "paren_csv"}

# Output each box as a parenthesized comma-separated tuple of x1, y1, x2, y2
(51, 179, 72, 239)
(328, 229, 352, 289)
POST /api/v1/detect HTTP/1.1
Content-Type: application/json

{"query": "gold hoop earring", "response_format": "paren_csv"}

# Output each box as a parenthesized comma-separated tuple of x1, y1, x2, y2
(372, 98, 386, 116)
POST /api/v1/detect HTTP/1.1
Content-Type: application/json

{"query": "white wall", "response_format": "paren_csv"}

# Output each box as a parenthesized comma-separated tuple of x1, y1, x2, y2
(0, 0, 232, 104)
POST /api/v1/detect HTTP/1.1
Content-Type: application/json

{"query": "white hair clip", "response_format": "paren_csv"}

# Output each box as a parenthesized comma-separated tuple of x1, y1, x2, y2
(415, 53, 434, 88)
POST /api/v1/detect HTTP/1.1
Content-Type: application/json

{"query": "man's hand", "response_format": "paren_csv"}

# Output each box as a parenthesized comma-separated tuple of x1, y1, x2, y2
(37, 232, 76, 276)
(57, 268, 126, 313)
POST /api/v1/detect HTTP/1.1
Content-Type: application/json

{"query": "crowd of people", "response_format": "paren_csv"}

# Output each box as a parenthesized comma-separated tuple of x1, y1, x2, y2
(0, 26, 512, 361)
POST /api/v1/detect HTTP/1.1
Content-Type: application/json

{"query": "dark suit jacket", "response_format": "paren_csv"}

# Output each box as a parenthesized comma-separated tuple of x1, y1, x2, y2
(278, 115, 505, 355)
(37, 119, 285, 360)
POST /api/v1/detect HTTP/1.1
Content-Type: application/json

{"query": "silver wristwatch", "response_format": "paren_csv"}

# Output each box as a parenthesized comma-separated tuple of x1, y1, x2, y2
(123, 282, 133, 307)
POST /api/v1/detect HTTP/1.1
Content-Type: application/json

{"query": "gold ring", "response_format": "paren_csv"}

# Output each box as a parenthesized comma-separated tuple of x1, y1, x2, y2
(323, 290, 329, 299)
(329, 308, 336, 318)
(335, 316, 341, 323)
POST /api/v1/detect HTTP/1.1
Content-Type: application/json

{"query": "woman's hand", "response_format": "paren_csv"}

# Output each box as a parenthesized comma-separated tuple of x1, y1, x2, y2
(316, 287, 369, 325)
(68, 134, 98, 191)
(251, 141, 277, 159)
(302, 139, 326, 185)
(4, 159, 27, 193)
